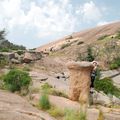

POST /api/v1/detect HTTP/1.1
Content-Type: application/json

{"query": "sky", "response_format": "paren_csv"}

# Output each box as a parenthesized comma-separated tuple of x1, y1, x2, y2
(0, 0, 120, 49)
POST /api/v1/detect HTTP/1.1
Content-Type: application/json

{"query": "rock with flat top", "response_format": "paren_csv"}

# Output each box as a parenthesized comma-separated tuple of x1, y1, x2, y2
(66, 61, 94, 105)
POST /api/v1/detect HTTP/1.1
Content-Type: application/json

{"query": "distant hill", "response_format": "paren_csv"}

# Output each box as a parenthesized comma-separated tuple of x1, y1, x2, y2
(36, 21, 120, 53)
(0, 30, 26, 52)
(35, 21, 120, 71)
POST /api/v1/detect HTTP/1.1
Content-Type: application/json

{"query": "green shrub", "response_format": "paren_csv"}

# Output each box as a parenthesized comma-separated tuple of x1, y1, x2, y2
(39, 92, 51, 110)
(109, 57, 120, 70)
(0, 59, 8, 67)
(3, 69, 31, 92)
(86, 46, 95, 62)
(94, 77, 120, 98)
(17, 50, 24, 55)
(0, 48, 9, 52)
(110, 63, 119, 70)
(41, 82, 52, 90)
(48, 106, 64, 118)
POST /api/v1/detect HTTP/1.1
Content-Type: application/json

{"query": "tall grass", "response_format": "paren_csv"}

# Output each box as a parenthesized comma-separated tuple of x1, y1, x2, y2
(39, 91, 51, 110)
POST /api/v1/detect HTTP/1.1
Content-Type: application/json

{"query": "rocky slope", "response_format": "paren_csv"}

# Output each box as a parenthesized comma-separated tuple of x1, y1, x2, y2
(35, 21, 120, 72)
(0, 90, 55, 120)
(36, 21, 120, 53)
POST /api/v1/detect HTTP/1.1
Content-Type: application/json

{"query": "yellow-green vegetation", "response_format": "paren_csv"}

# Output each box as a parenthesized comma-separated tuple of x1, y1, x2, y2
(49, 51, 65, 57)
(115, 30, 120, 39)
(97, 110, 104, 120)
(94, 77, 120, 98)
(39, 91, 51, 110)
(41, 83, 68, 98)
(3, 69, 31, 92)
(61, 43, 71, 49)
(29, 87, 40, 94)
(50, 89, 68, 98)
(110, 105, 120, 109)
(109, 57, 120, 70)
(48, 106, 87, 120)
(77, 46, 95, 62)
(16, 50, 24, 55)
(48, 106, 64, 118)
(98, 35, 109, 41)
(22, 65, 31, 71)
(0, 74, 5, 89)
(64, 109, 86, 120)
(0, 55, 8, 67)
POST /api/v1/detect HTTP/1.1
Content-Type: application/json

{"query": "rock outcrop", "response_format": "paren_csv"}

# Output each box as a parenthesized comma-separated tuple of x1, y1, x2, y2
(23, 51, 42, 63)
(66, 61, 94, 105)
(0, 90, 55, 120)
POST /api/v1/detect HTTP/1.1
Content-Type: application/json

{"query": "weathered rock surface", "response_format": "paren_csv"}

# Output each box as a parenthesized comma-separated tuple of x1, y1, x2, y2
(100, 70, 119, 79)
(31, 93, 120, 120)
(112, 74, 120, 88)
(29, 71, 69, 94)
(31, 93, 99, 120)
(92, 91, 111, 106)
(91, 90, 120, 106)
(0, 90, 55, 120)
(66, 61, 94, 104)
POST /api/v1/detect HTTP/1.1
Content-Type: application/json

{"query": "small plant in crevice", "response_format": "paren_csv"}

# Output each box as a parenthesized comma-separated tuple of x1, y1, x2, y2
(48, 106, 64, 118)
(41, 83, 68, 98)
(97, 110, 104, 120)
(64, 109, 86, 120)
(39, 91, 51, 110)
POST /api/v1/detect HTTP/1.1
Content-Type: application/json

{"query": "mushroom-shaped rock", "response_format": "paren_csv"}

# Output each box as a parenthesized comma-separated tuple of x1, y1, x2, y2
(66, 61, 94, 105)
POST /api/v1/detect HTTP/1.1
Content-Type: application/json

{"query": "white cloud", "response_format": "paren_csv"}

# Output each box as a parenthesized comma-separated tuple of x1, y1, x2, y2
(97, 21, 110, 26)
(76, 1, 102, 23)
(0, 0, 76, 37)
(0, 0, 107, 48)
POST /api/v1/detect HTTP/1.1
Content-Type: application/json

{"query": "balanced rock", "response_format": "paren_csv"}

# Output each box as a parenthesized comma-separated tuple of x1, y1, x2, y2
(66, 61, 94, 104)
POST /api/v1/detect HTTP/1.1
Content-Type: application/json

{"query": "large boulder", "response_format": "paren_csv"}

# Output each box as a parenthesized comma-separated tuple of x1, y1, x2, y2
(91, 90, 120, 106)
(23, 52, 33, 63)
(66, 61, 94, 105)
(92, 90, 111, 106)
(112, 74, 120, 88)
